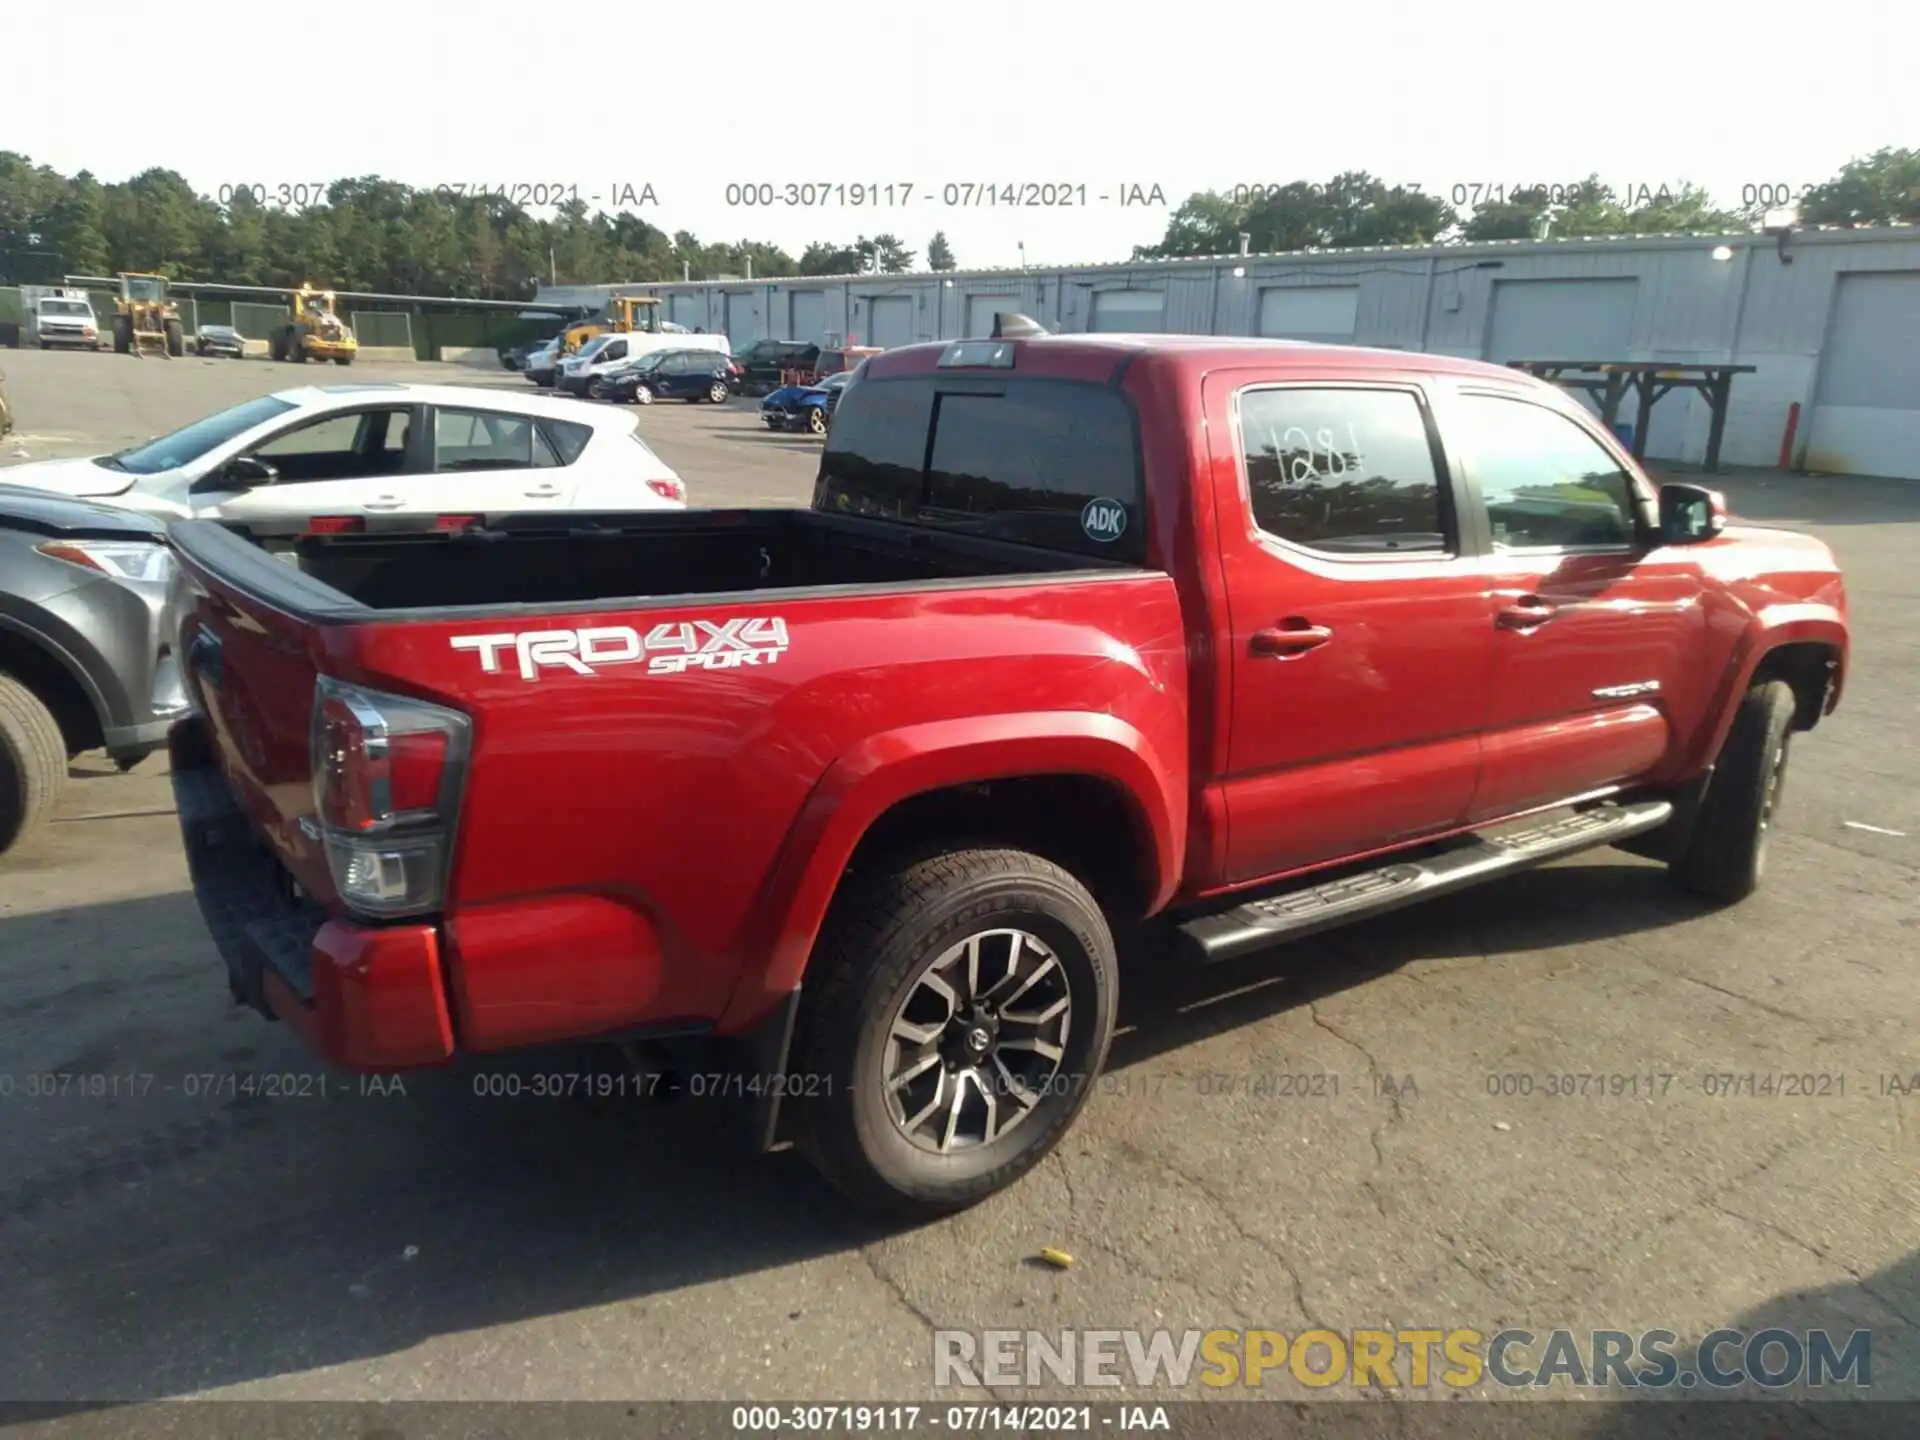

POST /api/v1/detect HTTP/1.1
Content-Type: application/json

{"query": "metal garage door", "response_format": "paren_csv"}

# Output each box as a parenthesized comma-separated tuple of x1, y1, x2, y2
(866, 295, 913, 348)
(965, 294, 1022, 336)
(1484, 279, 1636, 365)
(790, 290, 827, 343)
(1805, 271, 1920, 479)
(669, 294, 705, 330)
(724, 292, 761, 347)
(1258, 286, 1358, 342)
(1089, 289, 1165, 333)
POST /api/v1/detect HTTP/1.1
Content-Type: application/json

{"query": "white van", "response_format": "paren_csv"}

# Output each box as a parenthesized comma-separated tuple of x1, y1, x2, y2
(556, 331, 729, 396)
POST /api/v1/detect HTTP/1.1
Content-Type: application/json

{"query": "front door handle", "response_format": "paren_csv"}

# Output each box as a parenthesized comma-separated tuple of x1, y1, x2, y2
(362, 496, 404, 510)
(1251, 622, 1333, 657)
(524, 484, 562, 498)
(1497, 596, 1557, 629)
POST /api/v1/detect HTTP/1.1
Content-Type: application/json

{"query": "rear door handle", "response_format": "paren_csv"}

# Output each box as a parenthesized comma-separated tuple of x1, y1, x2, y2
(1497, 597, 1557, 629)
(1250, 622, 1333, 657)
(362, 495, 404, 510)
(524, 483, 562, 498)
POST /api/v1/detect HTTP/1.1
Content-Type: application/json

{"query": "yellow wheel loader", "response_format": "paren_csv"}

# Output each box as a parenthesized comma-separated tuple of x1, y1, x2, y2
(556, 294, 663, 356)
(112, 273, 185, 359)
(268, 286, 359, 365)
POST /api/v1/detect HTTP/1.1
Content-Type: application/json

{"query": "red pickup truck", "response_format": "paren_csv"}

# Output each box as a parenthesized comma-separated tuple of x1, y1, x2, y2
(165, 324, 1849, 1215)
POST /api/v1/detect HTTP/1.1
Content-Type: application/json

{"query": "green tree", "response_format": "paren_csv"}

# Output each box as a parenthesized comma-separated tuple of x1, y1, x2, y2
(799, 240, 868, 275)
(926, 230, 956, 271)
(872, 233, 915, 273)
(42, 171, 110, 277)
(1460, 196, 1553, 242)
(1797, 147, 1920, 226)
(1138, 174, 1455, 258)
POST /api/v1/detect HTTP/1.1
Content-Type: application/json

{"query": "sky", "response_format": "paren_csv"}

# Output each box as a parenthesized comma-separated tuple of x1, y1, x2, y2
(5, 0, 1914, 274)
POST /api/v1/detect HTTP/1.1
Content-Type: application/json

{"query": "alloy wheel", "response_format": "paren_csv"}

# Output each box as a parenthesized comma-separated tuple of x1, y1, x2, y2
(882, 928, 1072, 1154)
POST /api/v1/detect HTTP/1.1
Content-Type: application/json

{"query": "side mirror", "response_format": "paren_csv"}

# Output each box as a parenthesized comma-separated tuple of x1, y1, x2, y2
(198, 455, 277, 493)
(1657, 482, 1728, 544)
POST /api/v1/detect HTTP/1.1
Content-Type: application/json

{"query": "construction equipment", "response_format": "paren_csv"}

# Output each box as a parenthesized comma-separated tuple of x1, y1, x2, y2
(113, 273, 185, 359)
(557, 294, 663, 356)
(268, 286, 358, 365)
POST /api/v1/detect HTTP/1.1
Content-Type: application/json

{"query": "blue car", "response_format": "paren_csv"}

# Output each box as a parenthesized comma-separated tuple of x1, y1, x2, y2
(760, 370, 854, 434)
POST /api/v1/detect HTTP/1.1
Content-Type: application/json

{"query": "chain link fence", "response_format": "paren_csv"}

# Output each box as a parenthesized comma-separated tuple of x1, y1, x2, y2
(231, 302, 290, 339)
(350, 311, 413, 350)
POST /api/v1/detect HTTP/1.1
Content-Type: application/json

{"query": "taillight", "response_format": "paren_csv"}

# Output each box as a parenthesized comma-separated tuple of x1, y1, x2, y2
(310, 676, 471, 919)
(646, 477, 686, 503)
(307, 516, 365, 535)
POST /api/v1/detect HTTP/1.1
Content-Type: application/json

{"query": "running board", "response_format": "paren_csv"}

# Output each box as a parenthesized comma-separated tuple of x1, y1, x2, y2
(1176, 799, 1673, 964)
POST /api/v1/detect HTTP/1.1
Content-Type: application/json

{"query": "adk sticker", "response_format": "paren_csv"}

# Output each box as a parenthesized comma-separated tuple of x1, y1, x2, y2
(1081, 497, 1128, 543)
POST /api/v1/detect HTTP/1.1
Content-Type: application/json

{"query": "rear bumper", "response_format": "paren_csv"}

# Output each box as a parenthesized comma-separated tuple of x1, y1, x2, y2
(168, 718, 456, 1071)
(165, 717, 803, 1133)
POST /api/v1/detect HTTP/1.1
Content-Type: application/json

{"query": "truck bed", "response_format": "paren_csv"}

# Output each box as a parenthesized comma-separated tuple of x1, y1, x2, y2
(178, 508, 1134, 618)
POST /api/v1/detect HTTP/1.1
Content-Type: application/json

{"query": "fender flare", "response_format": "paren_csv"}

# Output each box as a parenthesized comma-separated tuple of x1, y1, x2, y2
(0, 609, 113, 731)
(1684, 607, 1847, 775)
(715, 711, 1184, 1033)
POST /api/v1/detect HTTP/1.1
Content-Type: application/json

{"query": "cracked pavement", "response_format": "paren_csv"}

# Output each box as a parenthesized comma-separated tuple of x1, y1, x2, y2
(0, 350, 1916, 1421)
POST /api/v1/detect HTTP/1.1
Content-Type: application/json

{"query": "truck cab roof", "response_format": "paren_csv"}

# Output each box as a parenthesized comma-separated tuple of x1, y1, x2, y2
(867, 331, 1532, 386)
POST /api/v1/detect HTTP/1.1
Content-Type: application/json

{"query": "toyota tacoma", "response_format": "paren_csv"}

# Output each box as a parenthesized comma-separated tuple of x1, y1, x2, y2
(162, 321, 1849, 1215)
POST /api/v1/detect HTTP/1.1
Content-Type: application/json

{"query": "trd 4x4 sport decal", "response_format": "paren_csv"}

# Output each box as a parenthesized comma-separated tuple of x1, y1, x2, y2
(450, 618, 790, 680)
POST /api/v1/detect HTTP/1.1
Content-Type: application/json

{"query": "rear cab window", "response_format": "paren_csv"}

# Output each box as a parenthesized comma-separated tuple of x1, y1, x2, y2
(814, 374, 1145, 563)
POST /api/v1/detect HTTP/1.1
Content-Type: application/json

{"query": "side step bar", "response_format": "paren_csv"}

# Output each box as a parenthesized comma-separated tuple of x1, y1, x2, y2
(1177, 799, 1673, 964)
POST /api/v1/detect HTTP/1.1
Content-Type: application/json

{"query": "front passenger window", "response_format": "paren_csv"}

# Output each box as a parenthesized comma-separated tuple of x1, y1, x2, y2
(1455, 395, 1640, 550)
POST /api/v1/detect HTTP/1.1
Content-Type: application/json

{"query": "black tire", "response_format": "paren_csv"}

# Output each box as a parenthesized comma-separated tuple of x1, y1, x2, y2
(807, 407, 827, 435)
(0, 673, 67, 858)
(334, 354, 352, 366)
(113, 316, 133, 354)
(1669, 680, 1795, 904)
(633, 384, 654, 405)
(707, 380, 729, 404)
(39, 340, 50, 351)
(790, 847, 1118, 1217)
(164, 318, 185, 357)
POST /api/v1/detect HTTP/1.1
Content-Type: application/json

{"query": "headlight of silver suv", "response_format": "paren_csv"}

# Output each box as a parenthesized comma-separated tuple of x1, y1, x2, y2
(36, 539, 175, 586)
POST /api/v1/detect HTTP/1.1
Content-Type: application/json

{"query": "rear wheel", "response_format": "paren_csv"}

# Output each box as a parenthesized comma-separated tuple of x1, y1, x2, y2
(334, 353, 352, 366)
(0, 673, 67, 859)
(808, 407, 827, 435)
(113, 316, 133, 354)
(164, 318, 185, 357)
(790, 848, 1118, 1217)
(1669, 680, 1796, 904)
(707, 380, 729, 404)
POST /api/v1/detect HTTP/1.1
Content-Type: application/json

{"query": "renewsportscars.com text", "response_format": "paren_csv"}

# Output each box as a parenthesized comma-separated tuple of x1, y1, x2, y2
(933, 1327, 1871, 1391)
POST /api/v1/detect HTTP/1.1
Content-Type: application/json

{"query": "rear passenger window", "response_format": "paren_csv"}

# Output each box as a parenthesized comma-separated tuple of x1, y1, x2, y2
(435, 409, 535, 471)
(1454, 394, 1640, 549)
(1238, 388, 1449, 555)
(540, 418, 592, 465)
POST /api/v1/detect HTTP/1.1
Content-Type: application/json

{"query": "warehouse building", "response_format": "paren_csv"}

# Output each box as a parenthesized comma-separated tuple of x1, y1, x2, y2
(539, 225, 1920, 479)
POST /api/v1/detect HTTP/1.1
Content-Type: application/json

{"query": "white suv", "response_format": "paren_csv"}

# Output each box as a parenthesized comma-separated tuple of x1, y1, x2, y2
(0, 383, 688, 531)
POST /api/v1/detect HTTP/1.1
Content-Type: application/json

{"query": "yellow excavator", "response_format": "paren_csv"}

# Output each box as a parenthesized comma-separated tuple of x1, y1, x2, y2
(557, 294, 663, 356)
(113, 273, 185, 358)
(269, 285, 358, 365)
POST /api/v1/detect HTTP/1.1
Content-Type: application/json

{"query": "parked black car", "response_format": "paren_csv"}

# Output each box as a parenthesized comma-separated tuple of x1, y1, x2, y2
(194, 324, 246, 358)
(595, 349, 741, 404)
(0, 485, 188, 856)
(737, 340, 818, 397)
